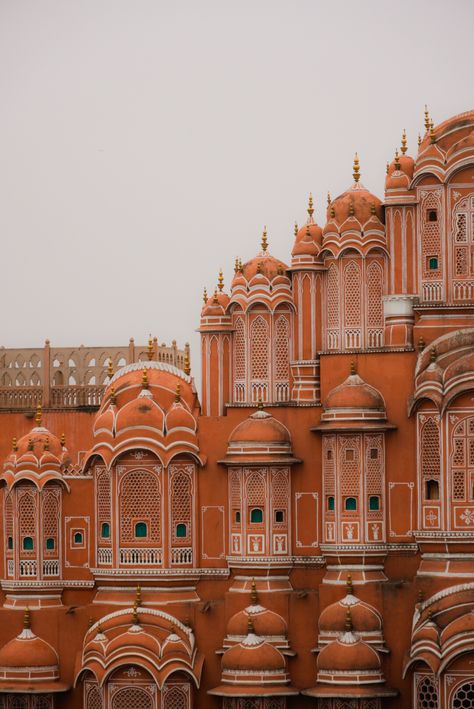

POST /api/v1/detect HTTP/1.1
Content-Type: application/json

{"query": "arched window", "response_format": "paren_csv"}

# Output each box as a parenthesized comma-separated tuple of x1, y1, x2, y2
(425, 479, 439, 500)
(7, 536, 13, 550)
(234, 510, 241, 524)
(369, 495, 380, 511)
(135, 522, 148, 538)
(111, 687, 152, 709)
(176, 523, 187, 538)
(46, 537, 55, 550)
(452, 680, 474, 708)
(101, 522, 110, 539)
(250, 315, 269, 400)
(327, 496, 335, 511)
(345, 497, 357, 511)
(274, 510, 285, 523)
(416, 674, 438, 709)
(23, 536, 34, 550)
(74, 531, 83, 545)
(250, 507, 263, 523)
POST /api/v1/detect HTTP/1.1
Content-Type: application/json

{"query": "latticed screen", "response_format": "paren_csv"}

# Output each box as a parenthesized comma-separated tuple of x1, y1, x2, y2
(119, 469, 161, 543)
(339, 436, 361, 496)
(343, 261, 362, 327)
(111, 687, 153, 709)
(366, 261, 384, 328)
(416, 674, 438, 709)
(365, 434, 383, 497)
(274, 315, 290, 380)
(233, 316, 246, 381)
(18, 487, 37, 555)
(421, 192, 442, 278)
(96, 467, 111, 542)
(420, 418, 441, 481)
(42, 487, 60, 555)
(246, 470, 266, 506)
(327, 263, 340, 330)
(453, 682, 474, 709)
(162, 683, 190, 709)
(250, 316, 269, 379)
(86, 684, 103, 709)
(170, 465, 193, 544)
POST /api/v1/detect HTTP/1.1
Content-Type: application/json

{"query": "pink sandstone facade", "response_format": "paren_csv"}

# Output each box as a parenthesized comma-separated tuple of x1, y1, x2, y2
(0, 108, 473, 708)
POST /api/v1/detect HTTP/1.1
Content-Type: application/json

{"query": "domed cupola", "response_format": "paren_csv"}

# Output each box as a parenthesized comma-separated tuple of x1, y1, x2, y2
(0, 608, 69, 692)
(385, 131, 415, 199)
(302, 606, 397, 702)
(318, 575, 386, 651)
(200, 271, 232, 337)
(221, 404, 300, 465)
(313, 363, 395, 432)
(208, 616, 298, 700)
(323, 154, 385, 257)
(291, 193, 323, 267)
(2, 403, 71, 490)
(229, 229, 291, 311)
(84, 361, 202, 468)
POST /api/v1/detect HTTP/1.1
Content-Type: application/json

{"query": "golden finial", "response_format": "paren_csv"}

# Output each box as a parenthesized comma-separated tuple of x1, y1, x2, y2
(203, 287, 208, 304)
(27, 438, 33, 451)
(218, 269, 224, 291)
(247, 614, 255, 634)
(427, 607, 433, 621)
(294, 221, 298, 237)
(184, 351, 191, 376)
(110, 386, 116, 405)
(35, 401, 42, 427)
(44, 437, 49, 451)
(234, 257, 239, 273)
(401, 128, 408, 155)
(418, 336, 425, 352)
(175, 383, 181, 403)
(12, 436, 17, 451)
(430, 346, 437, 363)
(430, 120, 436, 144)
(417, 589, 424, 604)
(307, 192, 314, 219)
(147, 335, 154, 362)
(256, 261, 262, 274)
(132, 603, 139, 626)
(250, 578, 258, 605)
(327, 191, 331, 207)
(60, 433, 66, 447)
(88, 617, 94, 628)
(24, 607, 31, 629)
(261, 226, 268, 252)
(213, 288, 219, 304)
(306, 223, 311, 238)
(345, 606, 353, 632)
(346, 573, 354, 595)
(348, 200, 355, 217)
(257, 396, 264, 410)
(418, 133, 422, 147)
(107, 358, 113, 378)
(394, 148, 401, 171)
(142, 368, 149, 390)
(350, 360, 357, 375)
(424, 104, 430, 132)
(386, 162, 390, 175)
(135, 585, 142, 607)
(352, 152, 360, 183)
(277, 264, 284, 276)
(330, 205, 335, 218)
(370, 202, 376, 216)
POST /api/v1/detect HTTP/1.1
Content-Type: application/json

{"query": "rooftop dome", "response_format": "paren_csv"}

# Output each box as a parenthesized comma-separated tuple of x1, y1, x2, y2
(317, 633, 381, 674)
(291, 194, 323, 264)
(221, 407, 299, 465)
(231, 229, 289, 288)
(0, 609, 59, 681)
(227, 581, 287, 639)
(319, 578, 382, 636)
(222, 632, 285, 673)
(324, 156, 383, 229)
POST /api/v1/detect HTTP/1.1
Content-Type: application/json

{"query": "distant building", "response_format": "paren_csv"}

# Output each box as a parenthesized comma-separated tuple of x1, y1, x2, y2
(0, 109, 473, 708)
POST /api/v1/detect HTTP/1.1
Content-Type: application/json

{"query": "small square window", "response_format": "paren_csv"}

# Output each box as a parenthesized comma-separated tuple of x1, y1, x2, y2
(327, 496, 335, 511)
(327, 450, 333, 461)
(427, 209, 438, 222)
(370, 448, 378, 459)
(274, 510, 285, 523)
(345, 497, 357, 511)
(369, 496, 380, 511)
(428, 256, 439, 270)
(234, 510, 241, 524)
(345, 449, 355, 462)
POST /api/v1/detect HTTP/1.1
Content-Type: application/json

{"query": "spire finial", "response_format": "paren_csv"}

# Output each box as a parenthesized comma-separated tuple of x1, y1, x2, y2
(424, 105, 431, 132)
(12, 436, 17, 451)
(330, 204, 335, 218)
(430, 120, 436, 144)
(203, 286, 208, 304)
(234, 257, 239, 273)
(213, 288, 219, 304)
(386, 162, 390, 175)
(401, 128, 408, 155)
(307, 192, 314, 220)
(184, 351, 191, 376)
(60, 433, 66, 447)
(261, 226, 268, 252)
(257, 395, 264, 410)
(346, 573, 354, 595)
(352, 152, 360, 183)
(135, 585, 142, 608)
(175, 383, 181, 403)
(110, 386, 116, 405)
(294, 221, 298, 237)
(348, 199, 355, 217)
(132, 602, 139, 626)
(418, 335, 425, 352)
(370, 202, 376, 216)
(327, 191, 331, 207)
(394, 148, 401, 171)
(250, 578, 258, 605)
(430, 346, 437, 363)
(107, 358, 114, 379)
(345, 606, 353, 632)
(24, 607, 31, 630)
(44, 436, 49, 451)
(247, 614, 255, 635)
(147, 335, 154, 362)
(35, 401, 42, 427)
(350, 360, 357, 375)
(27, 437, 33, 451)
(218, 269, 224, 292)
(418, 132, 422, 147)
(142, 368, 149, 390)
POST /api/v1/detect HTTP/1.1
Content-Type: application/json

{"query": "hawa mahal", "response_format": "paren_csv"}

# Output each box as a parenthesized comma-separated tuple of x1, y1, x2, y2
(0, 108, 473, 709)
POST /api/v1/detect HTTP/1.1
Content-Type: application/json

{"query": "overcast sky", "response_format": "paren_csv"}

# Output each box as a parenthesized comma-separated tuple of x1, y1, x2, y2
(1, 0, 473, 380)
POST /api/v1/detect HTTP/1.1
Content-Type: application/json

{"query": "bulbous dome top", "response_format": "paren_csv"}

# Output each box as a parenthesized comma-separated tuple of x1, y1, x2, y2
(0, 611, 58, 669)
(227, 606, 287, 638)
(229, 408, 291, 446)
(222, 632, 285, 672)
(201, 288, 230, 317)
(231, 229, 289, 289)
(324, 371, 385, 413)
(317, 633, 381, 673)
(326, 183, 383, 229)
(319, 583, 381, 635)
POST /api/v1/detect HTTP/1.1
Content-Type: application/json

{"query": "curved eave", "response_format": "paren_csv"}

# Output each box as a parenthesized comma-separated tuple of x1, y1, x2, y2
(0, 680, 71, 693)
(218, 455, 301, 466)
(302, 685, 398, 699)
(0, 472, 70, 493)
(312, 422, 396, 433)
(208, 684, 299, 697)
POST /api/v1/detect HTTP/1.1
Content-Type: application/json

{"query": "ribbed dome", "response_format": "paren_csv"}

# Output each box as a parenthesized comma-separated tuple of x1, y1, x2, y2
(324, 373, 385, 412)
(222, 634, 285, 672)
(0, 613, 58, 670)
(319, 595, 381, 634)
(230, 409, 291, 445)
(318, 633, 381, 673)
(227, 606, 287, 638)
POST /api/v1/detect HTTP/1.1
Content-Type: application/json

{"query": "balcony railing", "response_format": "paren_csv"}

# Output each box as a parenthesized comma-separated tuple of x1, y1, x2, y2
(19, 560, 37, 577)
(42, 559, 60, 577)
(170, 547, 193, 565)
(97, 547, 113, 565)
(119, 548, 162, 565)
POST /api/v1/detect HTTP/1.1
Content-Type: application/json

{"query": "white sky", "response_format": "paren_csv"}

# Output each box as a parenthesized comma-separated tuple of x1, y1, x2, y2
(1, 0, 473, 380)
